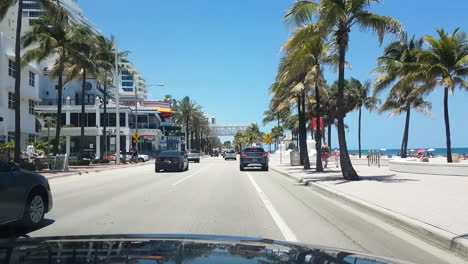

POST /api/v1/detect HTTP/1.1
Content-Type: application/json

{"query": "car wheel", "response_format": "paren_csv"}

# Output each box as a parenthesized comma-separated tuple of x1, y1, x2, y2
(139, 158, 144, 162)
(240, 165, 245, 171)
(263, 165, 269, 171)
(185, 164, 189, 171)
(22, 192, 46, 227)
(155, 168, 160, 173)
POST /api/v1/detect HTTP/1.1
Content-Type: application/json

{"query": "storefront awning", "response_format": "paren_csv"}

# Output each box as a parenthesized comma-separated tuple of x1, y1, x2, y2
(150, 107, 176, 114)
(135, 110, 160, 114)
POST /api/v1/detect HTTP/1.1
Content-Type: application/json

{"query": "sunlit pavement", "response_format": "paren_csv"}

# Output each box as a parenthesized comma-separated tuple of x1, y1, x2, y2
(5, 157, 464, 264)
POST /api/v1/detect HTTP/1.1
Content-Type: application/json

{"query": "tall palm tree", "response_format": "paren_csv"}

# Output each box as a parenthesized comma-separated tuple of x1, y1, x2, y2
(173, 96, 202, 150)
(349, 79, 380, 158)
(373, 34, 424, 158)
(285, 0, 403, 180)
(379, 86, 432, 157)
(1, 0, 24, 161)
(283, 27, 338, 171)
(22, 2, 71, 155)
(408, 29, 468, 162)
(66, 28, 113, 157)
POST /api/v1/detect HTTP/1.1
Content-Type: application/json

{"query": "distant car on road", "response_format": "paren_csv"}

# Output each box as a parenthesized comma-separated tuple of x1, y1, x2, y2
(186, 149, 201, 163)
(155, 151, 189, 172)
(0, 158, 53, 227)
(211, 151, 219, 157)
(240, 147, 269, 171)
(224, 150, 237, 160)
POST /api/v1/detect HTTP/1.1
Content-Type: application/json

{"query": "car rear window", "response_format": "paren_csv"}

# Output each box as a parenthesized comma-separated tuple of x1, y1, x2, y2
(158, 151, 181, 157)
(244, 148, 265, 153)
(227, 150, 235, 153)
(188, 150, 199, 153)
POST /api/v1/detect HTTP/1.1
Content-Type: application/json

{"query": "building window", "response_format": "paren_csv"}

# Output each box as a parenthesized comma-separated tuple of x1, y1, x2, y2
(29, 100, 36, 114)
(29, 71, 35, 87)
(122, 81, 133, 87)
(23, 2, 41, 9)
(8, 92, 15, 109)
(122, 88, 133, 92)
(122, 75, 133, 80)
(8, 60, 16, 78)
(28, 11, 42, 17)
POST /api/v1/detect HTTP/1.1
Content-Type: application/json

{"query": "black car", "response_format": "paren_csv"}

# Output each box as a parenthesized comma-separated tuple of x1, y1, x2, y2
(211, 151, 219, 157)
(0, 159, 53, 227)
(240, 147, 269, 171)
(155, 150, 189, 172)
(0, 234, 408, 264)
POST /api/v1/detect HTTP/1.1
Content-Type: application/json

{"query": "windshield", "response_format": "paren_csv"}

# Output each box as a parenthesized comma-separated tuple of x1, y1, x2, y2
(0, 1, 466, 264)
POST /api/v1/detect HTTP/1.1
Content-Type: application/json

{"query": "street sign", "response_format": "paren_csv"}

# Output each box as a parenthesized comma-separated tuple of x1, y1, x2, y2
(132, 133, 140, 140)
(312, 117, 324, 132)
(264, 134, 272, 144)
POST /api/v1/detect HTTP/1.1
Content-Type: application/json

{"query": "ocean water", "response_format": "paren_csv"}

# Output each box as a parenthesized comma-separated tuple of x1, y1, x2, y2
(348, 148, 468, 156)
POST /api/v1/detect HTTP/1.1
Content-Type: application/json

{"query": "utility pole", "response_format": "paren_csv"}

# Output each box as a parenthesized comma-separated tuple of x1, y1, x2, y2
(113, 36, 121, 165)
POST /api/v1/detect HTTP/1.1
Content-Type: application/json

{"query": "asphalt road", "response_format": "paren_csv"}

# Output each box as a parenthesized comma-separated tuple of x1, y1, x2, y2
(5, 157, 465, 264)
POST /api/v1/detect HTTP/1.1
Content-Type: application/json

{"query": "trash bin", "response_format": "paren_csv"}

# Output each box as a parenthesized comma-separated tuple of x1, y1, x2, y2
(290, 151, 301, 166)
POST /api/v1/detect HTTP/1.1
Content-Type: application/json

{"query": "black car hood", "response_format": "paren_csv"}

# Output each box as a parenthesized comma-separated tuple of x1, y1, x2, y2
(0, 234, 412, 264)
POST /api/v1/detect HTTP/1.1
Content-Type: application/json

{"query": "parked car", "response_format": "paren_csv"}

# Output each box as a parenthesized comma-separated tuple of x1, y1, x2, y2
(105, 153, 149, 162)
(0, 158, 53, 227)
(224, 150, 237, 160)
(138, 154, 150, 162)
(240, 147, 269, 171)
(155, 151, 189, 172)
(211, 151, 219, 157)
(186, 149, 201, 163)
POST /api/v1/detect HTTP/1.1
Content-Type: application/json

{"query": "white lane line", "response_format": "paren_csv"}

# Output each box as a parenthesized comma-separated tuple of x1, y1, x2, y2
(172, 169, 203, 186)
(246, 172, 298, 242)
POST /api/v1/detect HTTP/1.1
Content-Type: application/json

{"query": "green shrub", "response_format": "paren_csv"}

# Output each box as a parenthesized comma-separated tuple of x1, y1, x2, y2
(69, 159, 91, 166)
(92, 158, 110, 164)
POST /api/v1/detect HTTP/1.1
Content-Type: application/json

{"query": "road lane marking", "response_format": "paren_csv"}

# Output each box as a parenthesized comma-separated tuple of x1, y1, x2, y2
(172, 169, 203, 186)
(246, 172, 298, 242)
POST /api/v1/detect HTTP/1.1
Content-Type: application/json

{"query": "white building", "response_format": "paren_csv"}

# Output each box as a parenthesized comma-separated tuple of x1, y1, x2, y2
(0, 32, 42, 147)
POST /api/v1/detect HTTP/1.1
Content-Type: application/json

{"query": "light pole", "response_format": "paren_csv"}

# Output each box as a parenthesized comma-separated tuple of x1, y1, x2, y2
(44, 116, 53, 157)
(113, 36, 121, 165)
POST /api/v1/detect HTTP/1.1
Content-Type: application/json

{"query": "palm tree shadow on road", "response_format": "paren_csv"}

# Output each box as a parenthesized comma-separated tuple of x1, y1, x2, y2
(0, 219, 55, 239)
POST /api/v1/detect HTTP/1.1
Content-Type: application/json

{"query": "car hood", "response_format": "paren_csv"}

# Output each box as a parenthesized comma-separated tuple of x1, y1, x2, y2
(0, 234, 412, 264)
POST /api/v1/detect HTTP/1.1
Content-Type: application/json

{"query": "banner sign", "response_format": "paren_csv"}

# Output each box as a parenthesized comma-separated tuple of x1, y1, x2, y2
(312, 117, 324, 132)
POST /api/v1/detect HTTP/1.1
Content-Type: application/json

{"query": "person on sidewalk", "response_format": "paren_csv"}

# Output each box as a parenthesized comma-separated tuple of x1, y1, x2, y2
(321, 145, 330, 168)
(131, 146, 138, 164)
(333, 148, 340, 168)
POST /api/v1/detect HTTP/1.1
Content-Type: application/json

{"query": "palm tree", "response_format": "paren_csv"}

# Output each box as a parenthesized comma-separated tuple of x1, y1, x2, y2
(245, 123, 264, 146)
(283, 27, 338, 171)
(22, 3, 72, 155)
(349, 79, 380, 158)
(173, 96, 202, 149)
(373, 34, 424, 158)
(379, 86, 432, 157)
(1, 0, 25, 161)
(408, 29, 468, 162)
(66, 28, 113, 157)
(285, 0, 403, 180)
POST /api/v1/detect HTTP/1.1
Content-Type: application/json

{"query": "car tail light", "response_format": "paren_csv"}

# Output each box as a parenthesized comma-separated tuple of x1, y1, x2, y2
(171, 158, 180, 162)
(241, 154, 248, 157)
(261, 153, 268, 157)
(156, 158, 162, 162)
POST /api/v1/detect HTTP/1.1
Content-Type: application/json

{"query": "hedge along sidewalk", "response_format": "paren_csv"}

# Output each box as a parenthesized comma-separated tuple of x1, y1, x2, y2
(39, 161, 152, 180)
(268, 154, 468, 260)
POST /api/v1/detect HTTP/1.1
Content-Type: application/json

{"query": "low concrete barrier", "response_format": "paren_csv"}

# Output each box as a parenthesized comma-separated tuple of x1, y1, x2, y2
(389, 160, 468, 176)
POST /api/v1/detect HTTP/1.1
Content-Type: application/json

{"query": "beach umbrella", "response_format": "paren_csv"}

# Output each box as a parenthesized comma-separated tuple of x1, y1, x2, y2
(427, 148, 436, 152)
(417, 149, 426, 154)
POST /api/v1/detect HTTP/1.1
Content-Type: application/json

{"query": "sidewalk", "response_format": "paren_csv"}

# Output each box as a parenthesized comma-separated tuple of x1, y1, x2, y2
(38, 161, 152, 180)
(269, 154, 468, 259)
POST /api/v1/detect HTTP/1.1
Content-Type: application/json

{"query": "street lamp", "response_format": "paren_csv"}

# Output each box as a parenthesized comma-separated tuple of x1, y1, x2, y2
(113, 36, 121, 165)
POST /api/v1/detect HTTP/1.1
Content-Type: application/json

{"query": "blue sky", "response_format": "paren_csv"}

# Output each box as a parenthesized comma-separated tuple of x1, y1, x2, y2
(79, 0, 468, 149)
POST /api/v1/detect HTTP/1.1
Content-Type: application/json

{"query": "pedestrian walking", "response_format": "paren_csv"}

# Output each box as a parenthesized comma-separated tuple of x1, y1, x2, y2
(132, 146, 138, 164)
(333, 148, 340, 168)
(321, 145, 330, 168)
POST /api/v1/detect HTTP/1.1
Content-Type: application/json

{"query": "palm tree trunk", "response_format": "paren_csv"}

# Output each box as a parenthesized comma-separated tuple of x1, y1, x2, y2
(314, 81, 323, 172)
(300, 91, 310, 169)
(444, 87, 452, 163)
(358, 106, 362, 158)
(13, 0, 23, 162)
(54, 73, 64, 155)
(185, 117, 190, 150)
(401, 108, 410, 158)
(102, 82, 108, 158)
(337, 42, 359, 180)
(328, 123, 331, 147)
(79, 69, 87, 157)
(297, 97, 304, 165)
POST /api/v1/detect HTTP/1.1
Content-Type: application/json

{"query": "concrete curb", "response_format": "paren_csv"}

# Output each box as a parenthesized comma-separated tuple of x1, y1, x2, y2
(43, 162, 153, 180)
(270, 166, 468, 260)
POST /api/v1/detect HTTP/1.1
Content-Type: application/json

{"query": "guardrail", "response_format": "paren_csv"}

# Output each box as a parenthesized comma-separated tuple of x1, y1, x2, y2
(367, 150, 381, 167)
